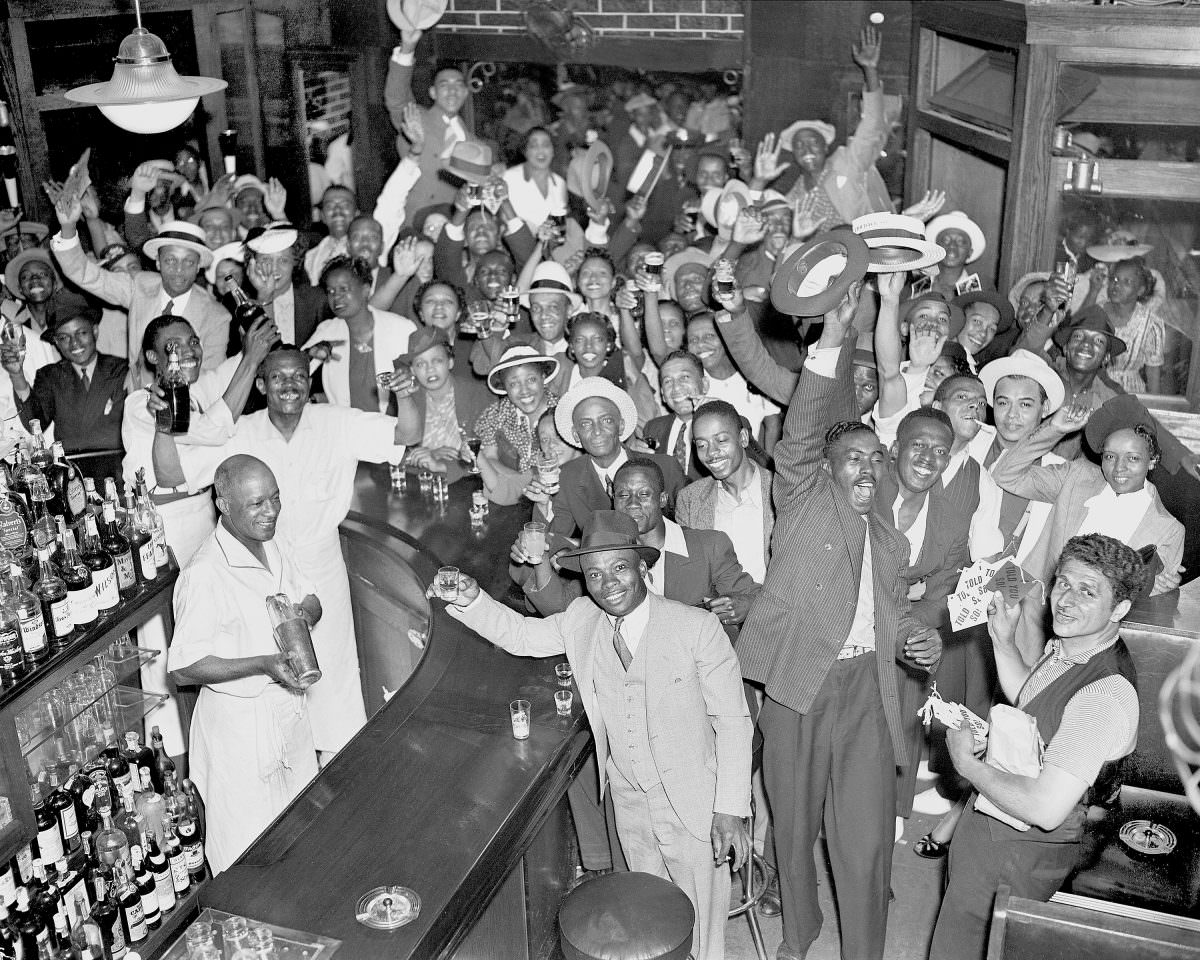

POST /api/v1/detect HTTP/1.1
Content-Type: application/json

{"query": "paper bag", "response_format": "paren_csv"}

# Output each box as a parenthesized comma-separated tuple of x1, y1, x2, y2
(973, 704, 1044, 831)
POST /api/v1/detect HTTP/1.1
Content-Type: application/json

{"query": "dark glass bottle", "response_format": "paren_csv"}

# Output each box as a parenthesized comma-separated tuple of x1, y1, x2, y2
(155, 345, 191, 436)
(149, 728, 173, 796)
(89, 876, 124, 960)
(78, 516, 118, 616)
(0, 900, 19, 960)
(57, 528, 95, 630)
(33, 548, 71, 652)
(45, 771, 79, 855)
(33, 786, 63, 867)
(225, 280, 268, 340)
(114, 863, 145, 945)
(43, 444, 86, 534)
(131, 844, 158, 931)
(12, 887, 49, 959)
(98, 501, 135, 601)
(28, 861, 61, 948)
(144, 833, 174, 915)
(0, 576, 24, 684)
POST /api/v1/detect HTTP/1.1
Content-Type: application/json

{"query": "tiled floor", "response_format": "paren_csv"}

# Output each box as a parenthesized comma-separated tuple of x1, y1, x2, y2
(725, 808, 947, 960)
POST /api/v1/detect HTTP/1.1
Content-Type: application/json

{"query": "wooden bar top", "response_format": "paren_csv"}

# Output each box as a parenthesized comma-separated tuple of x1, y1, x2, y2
(199, 466, 592, 959)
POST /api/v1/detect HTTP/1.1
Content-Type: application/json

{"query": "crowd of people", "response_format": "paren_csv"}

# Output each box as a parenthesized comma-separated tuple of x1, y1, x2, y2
(0, 16, 1190, 960)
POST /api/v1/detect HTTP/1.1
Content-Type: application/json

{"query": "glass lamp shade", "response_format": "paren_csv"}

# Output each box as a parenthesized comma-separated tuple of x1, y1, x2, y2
(65, 27, 226, 134)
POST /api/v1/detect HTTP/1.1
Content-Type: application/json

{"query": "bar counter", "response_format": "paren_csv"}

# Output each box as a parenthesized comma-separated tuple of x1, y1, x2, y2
(197, 466, 592, 960)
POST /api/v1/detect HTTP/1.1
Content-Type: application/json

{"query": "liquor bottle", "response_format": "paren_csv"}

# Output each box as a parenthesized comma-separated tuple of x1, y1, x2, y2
(132, 771, 163, 847)
(57, 528, 95, 629)
(79, 515, 118, 616)
(51, 858, 87, 933)
(25, 423, 50, 476)
(13, 886, 50, 959)
(0, 473, 30, 560)
(0, 900, 20, 960)
(9, 449, 33, 507)
(161, 823, 188, 896)
(104, 745, 133, 812)
(10, 845, 31, 892)
(130, 845, 157, 932)
(114, 863, 145, 945)
(119, 492, 155, 586)
(8, 557, 48, 667)
(29, 861, 62, 947)
(0, 578, 24, 684)
(93, 803, 129, 876)
(43, 445, 86, 532)
(155, 346, 191, 436)
(89, 876, 125, 960)
(224, 279, 269, 340)
(161, 773, 185, 828)
(122, 736, 152, 784)
(113, 795, 145, 857)
(175, 803, 204, 884)
(98, 500, 135, 601)
(143, 833, 174, 915)
(45, 772, 78, 854)
(181, 779, 204, 833)
(32, 787, 64, 867)
(149, 729, 173, 796)
(65, 766, 98, 838)
(133, 473, 166, 572)
(82, 479, 104, 524)
(33, 548, 72, 652)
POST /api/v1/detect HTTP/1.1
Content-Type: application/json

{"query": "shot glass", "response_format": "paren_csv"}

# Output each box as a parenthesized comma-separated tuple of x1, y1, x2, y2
(418, 470, 433, 495)
(555, 662, 573, 688)
(389, 463, 405, 491)
(510, 699, 531, 739)
(555, 689, 573, 716)
(436, 566, 460, 601)
(522, 521, 547, 560)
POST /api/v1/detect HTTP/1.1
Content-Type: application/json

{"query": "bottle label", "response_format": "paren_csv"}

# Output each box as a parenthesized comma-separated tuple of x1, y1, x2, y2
(183, 840, 204, 871)
(0, 508, 25, 552)
(68, 584, 97, 625)
(48, 597, 72, 638)
(153, 869, 176, 911)
(18, 610, 46, 654)
(58, 802, 78, 841)
(66, 477, 85, 516)
(108, 913, 126, 955)
(169, 854, 189, 892)
(140, 888, 159, 924)
(153, 532, 168, 568)
(14, 844, 31, 884)
(123, 898, 147, 941)
(0, 627, 22, 669)
(94, 567, 119, 609)
(114, 550, 136, 590)
(138, 541, 157, 581)
(36, 822, 63, 864)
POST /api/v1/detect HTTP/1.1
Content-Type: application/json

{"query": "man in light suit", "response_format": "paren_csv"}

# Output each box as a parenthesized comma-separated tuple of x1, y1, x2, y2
(51, 193, 230, 387)
(736, 289, 942, 960)
(385, 25, 486, 220)
(439, 510, 752, 960)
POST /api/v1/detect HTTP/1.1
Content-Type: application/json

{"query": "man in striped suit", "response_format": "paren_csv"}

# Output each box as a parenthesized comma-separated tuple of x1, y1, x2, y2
(737, 288, 942, 960)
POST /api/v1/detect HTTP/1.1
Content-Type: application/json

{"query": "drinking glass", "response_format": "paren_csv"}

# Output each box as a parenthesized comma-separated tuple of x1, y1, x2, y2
(436, 566, 460, 601)
(510, 700, 531, 739)
(418, 470, 433, 495)
(464, 435, 482, 473)
(185, 921, 216, 958)
(522, 522, 547, 560)
(555, 662, 573, 687)
(536, 453, 560, 492)
(221, 916, 250, 960)
(555, 689, 573, 716)
(1, 320, 26, 364)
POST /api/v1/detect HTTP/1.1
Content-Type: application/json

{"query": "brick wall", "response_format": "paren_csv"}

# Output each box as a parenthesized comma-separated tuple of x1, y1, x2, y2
(439, 0, 744, 41)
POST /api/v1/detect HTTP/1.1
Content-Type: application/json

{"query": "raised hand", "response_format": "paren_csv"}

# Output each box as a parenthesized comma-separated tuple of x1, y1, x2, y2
(909, 326, 947, 367)
(130, 160, 176, 196)
(623, 194, 647, 224)
(1049, 397, 1092, 434)
(731, 207, 766, 246)
(753, 133, 791, 184)
(264, 177, 288, 219)
(852, 24, 883, 72)
(791, 192, 826, 241)
(41, 181, 64, 205)
(79, 185, 101, 221)
(400, 26, 423, 54)
(900, 189, 947, 223)
(876, 270, 906, 302)
(242, 315, 281, 364)
(391, 235, 424, 277)
(247, 256, 278, 301)
(400, 102, 425, 153)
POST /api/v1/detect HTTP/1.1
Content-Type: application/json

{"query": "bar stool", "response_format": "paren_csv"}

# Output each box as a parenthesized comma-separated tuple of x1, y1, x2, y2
(559, 870, 695, 960)
(729, 792, 770, 960)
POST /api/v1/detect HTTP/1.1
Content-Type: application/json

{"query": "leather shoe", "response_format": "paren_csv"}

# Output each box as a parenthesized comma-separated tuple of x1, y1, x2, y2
(759, 873, 781, 917)
(913, 833, 950, 859)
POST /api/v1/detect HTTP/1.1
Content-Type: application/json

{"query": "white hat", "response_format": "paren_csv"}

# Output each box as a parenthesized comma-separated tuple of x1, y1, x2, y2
(979, 349, 1065, 414)
(925, 211, 986, 264)
(232, 174, 267, 199)
(663, 248, 714, 300)
(852, 212, 945, 273)
(624, 93, 657, 114)
(143, 222, 213, 267)
(1087, 229, 1153, 263)
(205, 241, 245, 286)
(779, 120, 836, 153)
(246, 221, 299, 255)
(487, 344, 560, 395)
(555, 376, 639, 447)
(386, 0, 447, 31)
(1007, 271, 1051, 312)
(521, 261, 583, 311)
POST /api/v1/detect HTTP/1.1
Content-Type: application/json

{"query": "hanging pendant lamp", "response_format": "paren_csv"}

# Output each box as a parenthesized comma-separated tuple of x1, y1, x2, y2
(65, 0, 227, 135)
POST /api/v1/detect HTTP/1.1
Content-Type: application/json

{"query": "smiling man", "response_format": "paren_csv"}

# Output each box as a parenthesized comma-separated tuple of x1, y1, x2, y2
(687, 312, 781, 447)
(737, 288, 942, 960)
(437, 510, 752, 960)
(642, 350, 708, 480)
(929, 534, 1143, 960)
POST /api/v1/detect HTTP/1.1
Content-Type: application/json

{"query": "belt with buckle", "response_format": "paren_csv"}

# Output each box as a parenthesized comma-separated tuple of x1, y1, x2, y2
(836, 644, 874, 661)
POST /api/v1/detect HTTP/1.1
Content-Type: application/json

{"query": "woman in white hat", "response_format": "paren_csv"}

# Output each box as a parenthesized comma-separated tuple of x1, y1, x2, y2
(473, 344, 560, 478)
(921, 210, 987, 301)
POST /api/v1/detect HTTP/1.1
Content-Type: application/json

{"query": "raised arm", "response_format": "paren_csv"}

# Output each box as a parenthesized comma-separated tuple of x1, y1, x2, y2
(442, 575, 571, 658)
(712, 278, 798, 406)
(873, 271, 911, 417)
(991, 402, 1092, 501)
(385, 29, 421, 135)
(51, 192, 135, 309)
(845, 27, 888, 173)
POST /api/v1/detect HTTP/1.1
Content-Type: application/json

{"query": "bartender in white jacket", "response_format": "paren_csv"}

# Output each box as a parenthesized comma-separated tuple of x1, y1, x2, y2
(168, 455, 321, 874)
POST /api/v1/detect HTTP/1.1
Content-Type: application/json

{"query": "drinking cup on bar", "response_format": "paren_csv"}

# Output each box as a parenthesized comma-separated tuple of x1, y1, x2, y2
(555, 689, 573, 716)
(510, 699, 531, 739)
(555, 662, 573, 687)
(522, 522, 547, 560)
(436, 566, 460, 602)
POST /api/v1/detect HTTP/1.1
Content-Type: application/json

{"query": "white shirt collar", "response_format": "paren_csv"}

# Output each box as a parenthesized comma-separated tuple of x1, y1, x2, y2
(73, 357, 99, 382)
(159, 286, 193, 315)
(606, 593, 651, 655)
(592, 448, 629, 490)
(717, 463, 761, 508)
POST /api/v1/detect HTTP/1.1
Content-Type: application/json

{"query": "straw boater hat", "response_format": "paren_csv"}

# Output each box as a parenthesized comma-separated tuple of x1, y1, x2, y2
(979, 349, 1066, 414)
(486, 344, 560, 395)
(1086, 229, 1153, 264)
(555, 376, 639, 447)
(924, 211, 986, 264)
(4, 248, 59, 299)
(770, 227, 870, 317)
(852, 212, 945, 273)
(779, 120, 836, 153)
(204, 241, 245, 287)
(554, 510, 659, 573)
(579, 140, 613, 211)
(232, 174, 268, 201)
(1008, 271, 1052, 313)
(142, 221, 213, 267)
(663, 248, 715, 300)
(521, 261, 583, 312)
(442, 141, 494, 185)
(1052, 304, 1126, 358)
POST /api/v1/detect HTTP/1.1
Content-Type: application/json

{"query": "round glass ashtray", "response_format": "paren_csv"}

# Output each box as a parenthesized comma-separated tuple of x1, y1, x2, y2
(1118, 819, 1177, 857)
(357, 886, 421, 929)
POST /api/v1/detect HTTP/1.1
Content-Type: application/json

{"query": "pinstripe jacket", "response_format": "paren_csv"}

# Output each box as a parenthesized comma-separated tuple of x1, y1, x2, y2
(737, 339, 927, 762)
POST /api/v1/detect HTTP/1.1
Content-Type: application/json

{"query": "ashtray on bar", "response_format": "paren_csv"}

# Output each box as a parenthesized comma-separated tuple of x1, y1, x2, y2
(356, 885, 421, 930)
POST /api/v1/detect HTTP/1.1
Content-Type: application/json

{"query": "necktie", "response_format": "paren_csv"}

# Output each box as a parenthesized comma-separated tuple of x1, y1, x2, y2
(604, 474, 613, 500)
(613, 617, 633, 670)
(163, 299, 175, 316)
(671, 422, 688, 473)
(78, 369, 90, 392)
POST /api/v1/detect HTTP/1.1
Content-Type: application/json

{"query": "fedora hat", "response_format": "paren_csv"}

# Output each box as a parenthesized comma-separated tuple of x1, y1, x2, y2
(189, 203, 242, 232)
(952, 288, 1016, 337)
(232, 174, 267, 200)
(0, 221, 49, 242)
(1053, 304, 1126, 358)
(852, 212, 945, 273)
(979, 349, 1066, 414)
(555, 510, 660, 573)
(771, 227, 870, 317)
(246, 222, 299, 256)
(1083, 394, 1157, 454)
(4, 248, 59, 300)
(487, 344, 560, 394)
(579, 140, 613, 211)
(663, 248, 715, 300)
(899, 290, 964, 331)
(386, 0, 447, 31)
(779, 120, 836, 153)
(521, 261, 583, 311)
(142, 222, 213, 267)
(41, 291, 101, 343)
(204, 241, 246, 287)
(555, 375, 639, 447)
(398, 325, 451, 366)
(925, 211, 986, 264)
(442, 141, 494, 185)
(551, 83, 589, 107)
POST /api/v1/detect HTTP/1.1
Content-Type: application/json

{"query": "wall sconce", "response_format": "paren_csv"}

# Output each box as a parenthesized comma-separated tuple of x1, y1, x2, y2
(65, 0, 227, 134)
(1062, 159, 1102, 195)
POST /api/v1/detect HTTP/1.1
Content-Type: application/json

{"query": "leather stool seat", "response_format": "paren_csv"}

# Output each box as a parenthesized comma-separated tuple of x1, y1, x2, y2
(559, 870, 695, 960)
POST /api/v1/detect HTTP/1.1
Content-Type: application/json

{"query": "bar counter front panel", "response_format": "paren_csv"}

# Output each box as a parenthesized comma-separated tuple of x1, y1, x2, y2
(199, 467, 592, 960)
